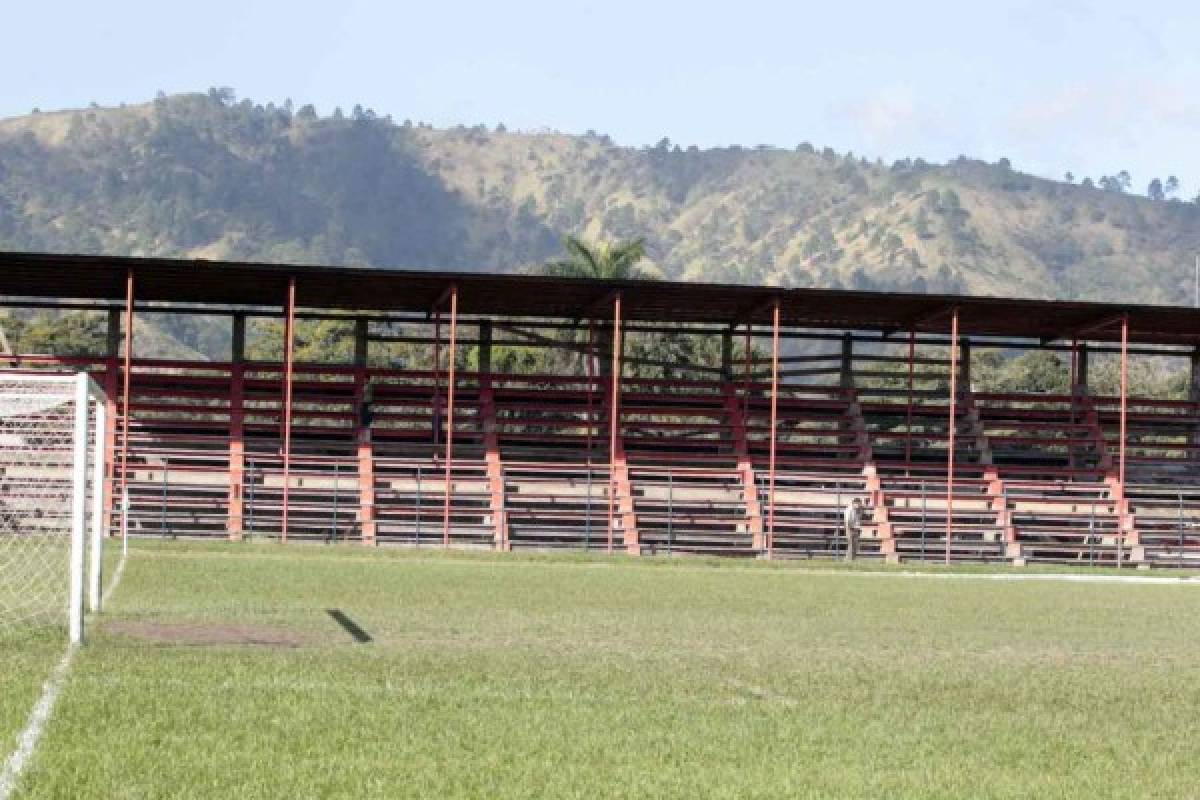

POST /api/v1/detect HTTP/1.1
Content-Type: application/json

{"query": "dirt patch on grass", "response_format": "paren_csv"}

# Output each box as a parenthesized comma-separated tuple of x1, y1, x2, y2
(106, 621, 309, 648)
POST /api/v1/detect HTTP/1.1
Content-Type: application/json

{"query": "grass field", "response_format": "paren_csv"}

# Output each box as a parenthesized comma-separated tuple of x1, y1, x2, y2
(1, 630, 66, 766)
(7, 541, 1200, 798)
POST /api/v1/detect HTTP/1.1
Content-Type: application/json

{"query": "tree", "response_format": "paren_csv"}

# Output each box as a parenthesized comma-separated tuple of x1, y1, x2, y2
(1148, 178, 1165, 202)
(914, 207, 935, 239)
(1098, 172, 1131, 193)
(940, 188, 962, 213)
(1064, 172, 1074, 183)
(1165, 175, 1180, 199)
(207, 87, 235, 106)
(543, 236, 650, 280)
(973, 350, 1068, 393)
(10, 311, 106, 356)
(539, 236, 666, 376)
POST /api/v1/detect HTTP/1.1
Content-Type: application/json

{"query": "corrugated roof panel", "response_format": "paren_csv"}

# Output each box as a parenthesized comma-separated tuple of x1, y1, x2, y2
(0, 250, 1196, 345)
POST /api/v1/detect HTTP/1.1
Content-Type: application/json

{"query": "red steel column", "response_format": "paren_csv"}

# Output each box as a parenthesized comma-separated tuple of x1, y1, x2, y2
(743, 324, 752, 421)
(442, 285, 459, 547)
(766, 299, 781, 558)
(119, 269, 134, 546)
(227, 313, 246, 541)
(1119, 314, 1129, 489)
(586, 320, 595, 457)
(606, 293, 623, 554)
(102, 346, 118, 537)
(433, 309, 442, 447)
(281, 277, 296, 542)
(945, 308, 960, 564)
(906, 329, 915, 464)
(356, 368, 377, 546)
(228, 362, 245, 540)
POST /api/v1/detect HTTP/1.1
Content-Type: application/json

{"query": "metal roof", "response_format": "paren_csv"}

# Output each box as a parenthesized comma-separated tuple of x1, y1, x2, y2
(1, 250, 1196, 345)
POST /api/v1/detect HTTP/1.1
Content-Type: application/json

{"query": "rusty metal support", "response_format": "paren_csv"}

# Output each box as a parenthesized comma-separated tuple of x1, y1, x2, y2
(442, 285, 458, 547)
(945, 308, 959, 564)
(433, 308, 442, 447)
(228, 314, 246, 540)
(742, 324, 752, 422)
(1119, 313, 1129, 488)
(906, 329, 915, 464)
(586, 319, 596, 457)
(606, 292, 623, 554)
(766, 298, 781, 558)
(119, 269, 134, 546)
(102, 311, 120, 538)
(281, 277, 296, 542)
(354, 318, 376, 545)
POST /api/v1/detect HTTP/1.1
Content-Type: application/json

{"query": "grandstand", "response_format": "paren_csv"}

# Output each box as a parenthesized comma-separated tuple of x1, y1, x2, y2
(3, 250, 1200, 568)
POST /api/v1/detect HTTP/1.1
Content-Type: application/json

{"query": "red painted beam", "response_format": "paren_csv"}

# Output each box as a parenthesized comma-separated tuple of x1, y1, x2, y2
(607, 292, 622, 554)
(281, 276, 296, 542)
(442, 285, 459, 547)
(1119, 314, 1129, 489)
(945, 306, 959, 564)
(120, 268, 134, 547)
(766, 298, 780, 558)
(228, 362, 245, 540)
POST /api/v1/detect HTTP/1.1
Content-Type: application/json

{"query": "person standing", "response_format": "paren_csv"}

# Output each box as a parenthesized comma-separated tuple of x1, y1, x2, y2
(842, 497, 864, 562)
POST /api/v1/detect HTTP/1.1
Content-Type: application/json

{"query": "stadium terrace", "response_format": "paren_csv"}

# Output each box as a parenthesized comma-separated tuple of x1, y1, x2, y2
(4, 249, 1200, 568)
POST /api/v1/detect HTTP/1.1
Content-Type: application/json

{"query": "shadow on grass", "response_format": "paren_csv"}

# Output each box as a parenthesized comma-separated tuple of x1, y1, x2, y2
(326, 609, 372, 644)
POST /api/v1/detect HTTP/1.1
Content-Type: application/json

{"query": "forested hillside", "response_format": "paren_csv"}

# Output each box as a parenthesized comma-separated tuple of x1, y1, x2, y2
(2, 90, 1199, 359)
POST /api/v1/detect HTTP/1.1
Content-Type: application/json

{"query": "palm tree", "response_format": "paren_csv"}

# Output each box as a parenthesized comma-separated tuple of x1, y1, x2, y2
(537, 236, 649, 383)
(543, 236, 649, 281)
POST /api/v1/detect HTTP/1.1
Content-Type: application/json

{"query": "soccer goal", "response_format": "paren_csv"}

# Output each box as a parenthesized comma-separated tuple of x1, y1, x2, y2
(0, 373, 109, 644)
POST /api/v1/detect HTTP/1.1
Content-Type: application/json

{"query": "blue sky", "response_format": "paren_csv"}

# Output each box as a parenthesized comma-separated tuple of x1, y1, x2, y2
(5, 0, 1198, 196)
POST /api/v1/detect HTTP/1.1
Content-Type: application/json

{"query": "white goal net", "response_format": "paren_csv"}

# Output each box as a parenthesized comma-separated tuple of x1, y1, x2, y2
(0, 373, 108, 643)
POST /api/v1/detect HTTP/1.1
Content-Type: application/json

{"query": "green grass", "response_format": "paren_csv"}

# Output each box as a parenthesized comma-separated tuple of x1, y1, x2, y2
(1, 630, 66, 761)
(9, 541, 1200, 798)
(1, 539, 121, 762)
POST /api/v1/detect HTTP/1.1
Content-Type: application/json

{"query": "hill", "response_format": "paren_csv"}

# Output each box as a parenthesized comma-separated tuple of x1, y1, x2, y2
(2, 91, 1199, 356)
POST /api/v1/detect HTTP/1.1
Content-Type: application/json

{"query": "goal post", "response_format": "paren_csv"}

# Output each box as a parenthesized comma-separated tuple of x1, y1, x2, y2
(0, 372, 108, 645)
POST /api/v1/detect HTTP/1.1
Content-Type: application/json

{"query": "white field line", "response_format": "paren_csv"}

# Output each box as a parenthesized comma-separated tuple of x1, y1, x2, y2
(134, 547, 1200, 586)
(0, 646, 75, 800)
(0, 551, 129, 800)
(102, 551, 128, 607)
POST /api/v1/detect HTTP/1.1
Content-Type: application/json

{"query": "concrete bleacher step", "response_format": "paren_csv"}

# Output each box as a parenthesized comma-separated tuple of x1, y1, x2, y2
(61, 361, 1200, 567)
(507, 480, 607, 497)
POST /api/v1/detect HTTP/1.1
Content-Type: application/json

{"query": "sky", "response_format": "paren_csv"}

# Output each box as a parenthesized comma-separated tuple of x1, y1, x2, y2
(5, 0, 1199, 197)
